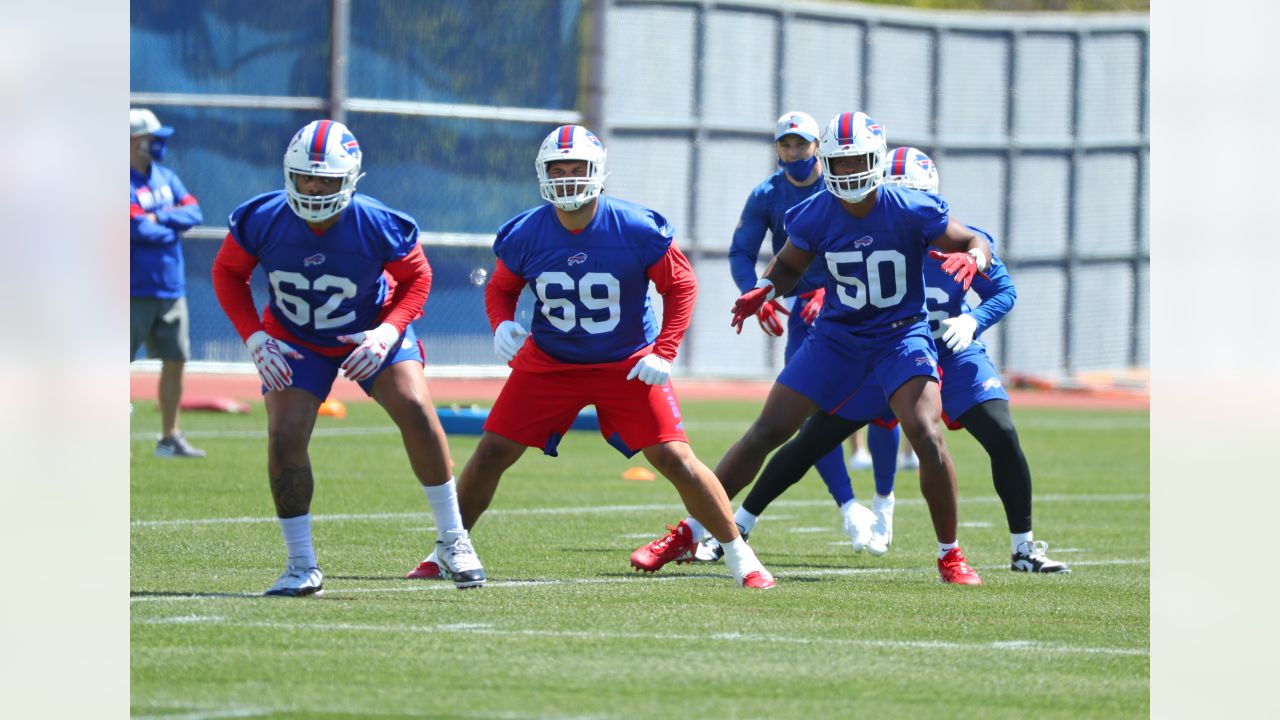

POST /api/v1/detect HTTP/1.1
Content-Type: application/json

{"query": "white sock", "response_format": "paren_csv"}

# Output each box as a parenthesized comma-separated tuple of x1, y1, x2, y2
(423, 478, 464, 541)
(279, 514, 316, 568)
(683, 515, 707, 541)
(938, 540, 959, 559)
(1011, 531, 1033, 554)
(732, 506, 758, 535)
(721, 537, 763, 578)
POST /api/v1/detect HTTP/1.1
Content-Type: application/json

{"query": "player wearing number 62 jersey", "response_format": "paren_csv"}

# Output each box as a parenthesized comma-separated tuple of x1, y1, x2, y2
(212, 119, 477, 596)
(634, 112, 994, 585)
(423, 124, 776, 590)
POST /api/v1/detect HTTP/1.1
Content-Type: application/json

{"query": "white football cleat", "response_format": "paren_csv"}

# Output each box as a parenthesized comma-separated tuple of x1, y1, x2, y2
(842, 501, 876, 554)
(692, 534, 726, 563)
(437, 529, 487, 589)
(1012, 540, 1071, 574)
(264, 562, 324, 597)
(867, 493, 895, 556)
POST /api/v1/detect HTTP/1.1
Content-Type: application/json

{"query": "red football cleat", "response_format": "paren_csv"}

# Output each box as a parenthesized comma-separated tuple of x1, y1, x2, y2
(405, 559, 444, 579)
(630, 521, 697, 572)
(937, 547, 983, 585)
(739, 570, 776, 589)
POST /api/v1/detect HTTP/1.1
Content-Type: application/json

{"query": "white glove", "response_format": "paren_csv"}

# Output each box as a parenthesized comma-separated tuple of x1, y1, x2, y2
(336, 322, 401, 382)
(246, 330, 303, 392)
(626, 354, 672, 386)
(941, 314, 978, 352)
(493, 320, 529, 362)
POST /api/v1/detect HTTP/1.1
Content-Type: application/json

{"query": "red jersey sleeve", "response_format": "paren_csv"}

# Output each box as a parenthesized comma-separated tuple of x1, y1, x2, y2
(645, 244, 697, 361)
(484, 259, 527, 332)
(210, 234, 265, 341)
(378, 244, 432, 332)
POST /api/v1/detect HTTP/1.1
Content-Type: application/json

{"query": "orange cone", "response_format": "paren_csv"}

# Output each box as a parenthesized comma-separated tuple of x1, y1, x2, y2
(622, 466, 655, 481)
(318, 398, 347, 419)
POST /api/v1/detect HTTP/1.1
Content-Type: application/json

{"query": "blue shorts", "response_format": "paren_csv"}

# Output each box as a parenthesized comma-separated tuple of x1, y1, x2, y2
(777, 320, 939, 415)
(830, 343, 1009, 430)
(938, 345, 1009, 427)
(267, 325, 426, 401)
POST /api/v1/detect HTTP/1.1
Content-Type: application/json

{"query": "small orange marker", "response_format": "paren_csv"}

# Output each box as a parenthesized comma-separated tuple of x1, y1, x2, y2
(622, 466, 655, 481)
(318, 399, 347, 419)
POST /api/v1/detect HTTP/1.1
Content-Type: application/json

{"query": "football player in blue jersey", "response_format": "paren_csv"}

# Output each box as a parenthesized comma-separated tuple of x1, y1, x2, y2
(211, 120, 478, 595)
(637, 112, 991, 584)
(130, 108, 206, 459)
(419, 124, 775, 589)
(675, 110, 877, 559)
(728, 147, 1069, 573)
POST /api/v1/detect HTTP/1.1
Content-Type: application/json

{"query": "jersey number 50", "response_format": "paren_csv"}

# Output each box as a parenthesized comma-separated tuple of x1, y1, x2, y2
(824, 250, 907, 310)
(534, 271, 620, 334)
(268, 271, 358, 330)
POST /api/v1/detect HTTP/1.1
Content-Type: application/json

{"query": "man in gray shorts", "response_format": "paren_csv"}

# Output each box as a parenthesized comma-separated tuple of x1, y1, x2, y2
(130, 108, 206, 458)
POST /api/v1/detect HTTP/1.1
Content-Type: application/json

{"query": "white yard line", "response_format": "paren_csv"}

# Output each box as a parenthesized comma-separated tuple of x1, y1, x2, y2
(131, 492, 1148, 528)
(130, 557, 1146, 605)
(132, 610, 1147, 658)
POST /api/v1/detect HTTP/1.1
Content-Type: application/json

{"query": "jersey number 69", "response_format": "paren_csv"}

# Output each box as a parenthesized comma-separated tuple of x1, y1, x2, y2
(534, 271, 621, 334)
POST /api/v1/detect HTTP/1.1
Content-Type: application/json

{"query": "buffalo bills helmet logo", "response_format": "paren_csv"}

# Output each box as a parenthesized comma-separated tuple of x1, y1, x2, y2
(567, 252, 588, 266)
(303, 253, 326, 267)
(853, 236, 873, 248)
(864, 117, 883, 136)
(341, 132, 361, 160)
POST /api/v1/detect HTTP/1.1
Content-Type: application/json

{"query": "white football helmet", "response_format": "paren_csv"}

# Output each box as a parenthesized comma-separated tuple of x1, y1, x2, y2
(818, 111, 887, 202)
(283, 119, 365, 222)
(883, 146, 940, 193)
(535, 125, 607, 211)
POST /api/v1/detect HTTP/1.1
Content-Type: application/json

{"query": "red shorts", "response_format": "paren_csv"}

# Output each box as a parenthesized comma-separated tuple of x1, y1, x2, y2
(484, 365, 689, 458)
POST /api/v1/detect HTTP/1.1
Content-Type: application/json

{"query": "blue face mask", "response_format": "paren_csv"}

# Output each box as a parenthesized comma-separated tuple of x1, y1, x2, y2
(148, 138, 168, 162)
(778, 155, 817, 181)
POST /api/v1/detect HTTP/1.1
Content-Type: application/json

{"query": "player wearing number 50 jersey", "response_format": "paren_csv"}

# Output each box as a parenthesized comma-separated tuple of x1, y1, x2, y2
(211, 119, 478, 596)
(636, 112, 993, 585)
(428, 124, 775, 589)
(739, 147, 1069, 575)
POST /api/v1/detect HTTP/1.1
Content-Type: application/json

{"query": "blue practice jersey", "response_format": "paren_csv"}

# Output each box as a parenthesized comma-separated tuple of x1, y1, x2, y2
(227, 192, 419, 350)
(130, 163, 203, 298)
(785, 184, 949, 339)
(923, 226, 1015, 359)
(728, 170, 827, 296)
(494, 195, 672, 364)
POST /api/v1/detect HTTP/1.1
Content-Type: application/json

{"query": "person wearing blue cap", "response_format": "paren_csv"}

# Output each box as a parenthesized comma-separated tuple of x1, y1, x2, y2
(130, 108, 206, 458)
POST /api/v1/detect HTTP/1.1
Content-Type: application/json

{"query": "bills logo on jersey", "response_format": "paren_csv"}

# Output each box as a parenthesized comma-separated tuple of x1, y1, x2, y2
(914, 355, 936, 368)
(303, 253, 327, 267)
(983, 377, 1003, 391)
(567, 252, 588, 266)
(853, 236, 874, 248)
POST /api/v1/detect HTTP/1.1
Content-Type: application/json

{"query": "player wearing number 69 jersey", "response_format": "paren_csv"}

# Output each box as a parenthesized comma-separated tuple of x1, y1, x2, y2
(211, 119, 477, 596)
(635, 112, 994, 585)
(422, 124, 775, 590)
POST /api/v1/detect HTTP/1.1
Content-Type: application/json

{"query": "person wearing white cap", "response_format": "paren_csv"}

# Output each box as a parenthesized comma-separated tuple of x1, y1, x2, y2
(679, 110, 873, 559)
(130, 108, 206, 459)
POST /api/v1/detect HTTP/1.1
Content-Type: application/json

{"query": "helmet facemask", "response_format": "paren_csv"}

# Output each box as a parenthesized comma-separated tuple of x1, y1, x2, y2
(818, 111, 888, 203)
(283, 119, 365, 223)
(535, 125, 608, 211)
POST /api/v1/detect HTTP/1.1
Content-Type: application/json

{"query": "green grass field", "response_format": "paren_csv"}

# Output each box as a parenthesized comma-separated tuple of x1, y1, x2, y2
(130, 398, 1149, 719)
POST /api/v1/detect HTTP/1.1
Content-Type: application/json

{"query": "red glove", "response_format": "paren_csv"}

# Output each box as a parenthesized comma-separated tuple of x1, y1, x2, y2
(798, 288, 825, 324)
(755, 299, 790, 336)
(928, 249, 988, 292)
(731, 283, 775, 334)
